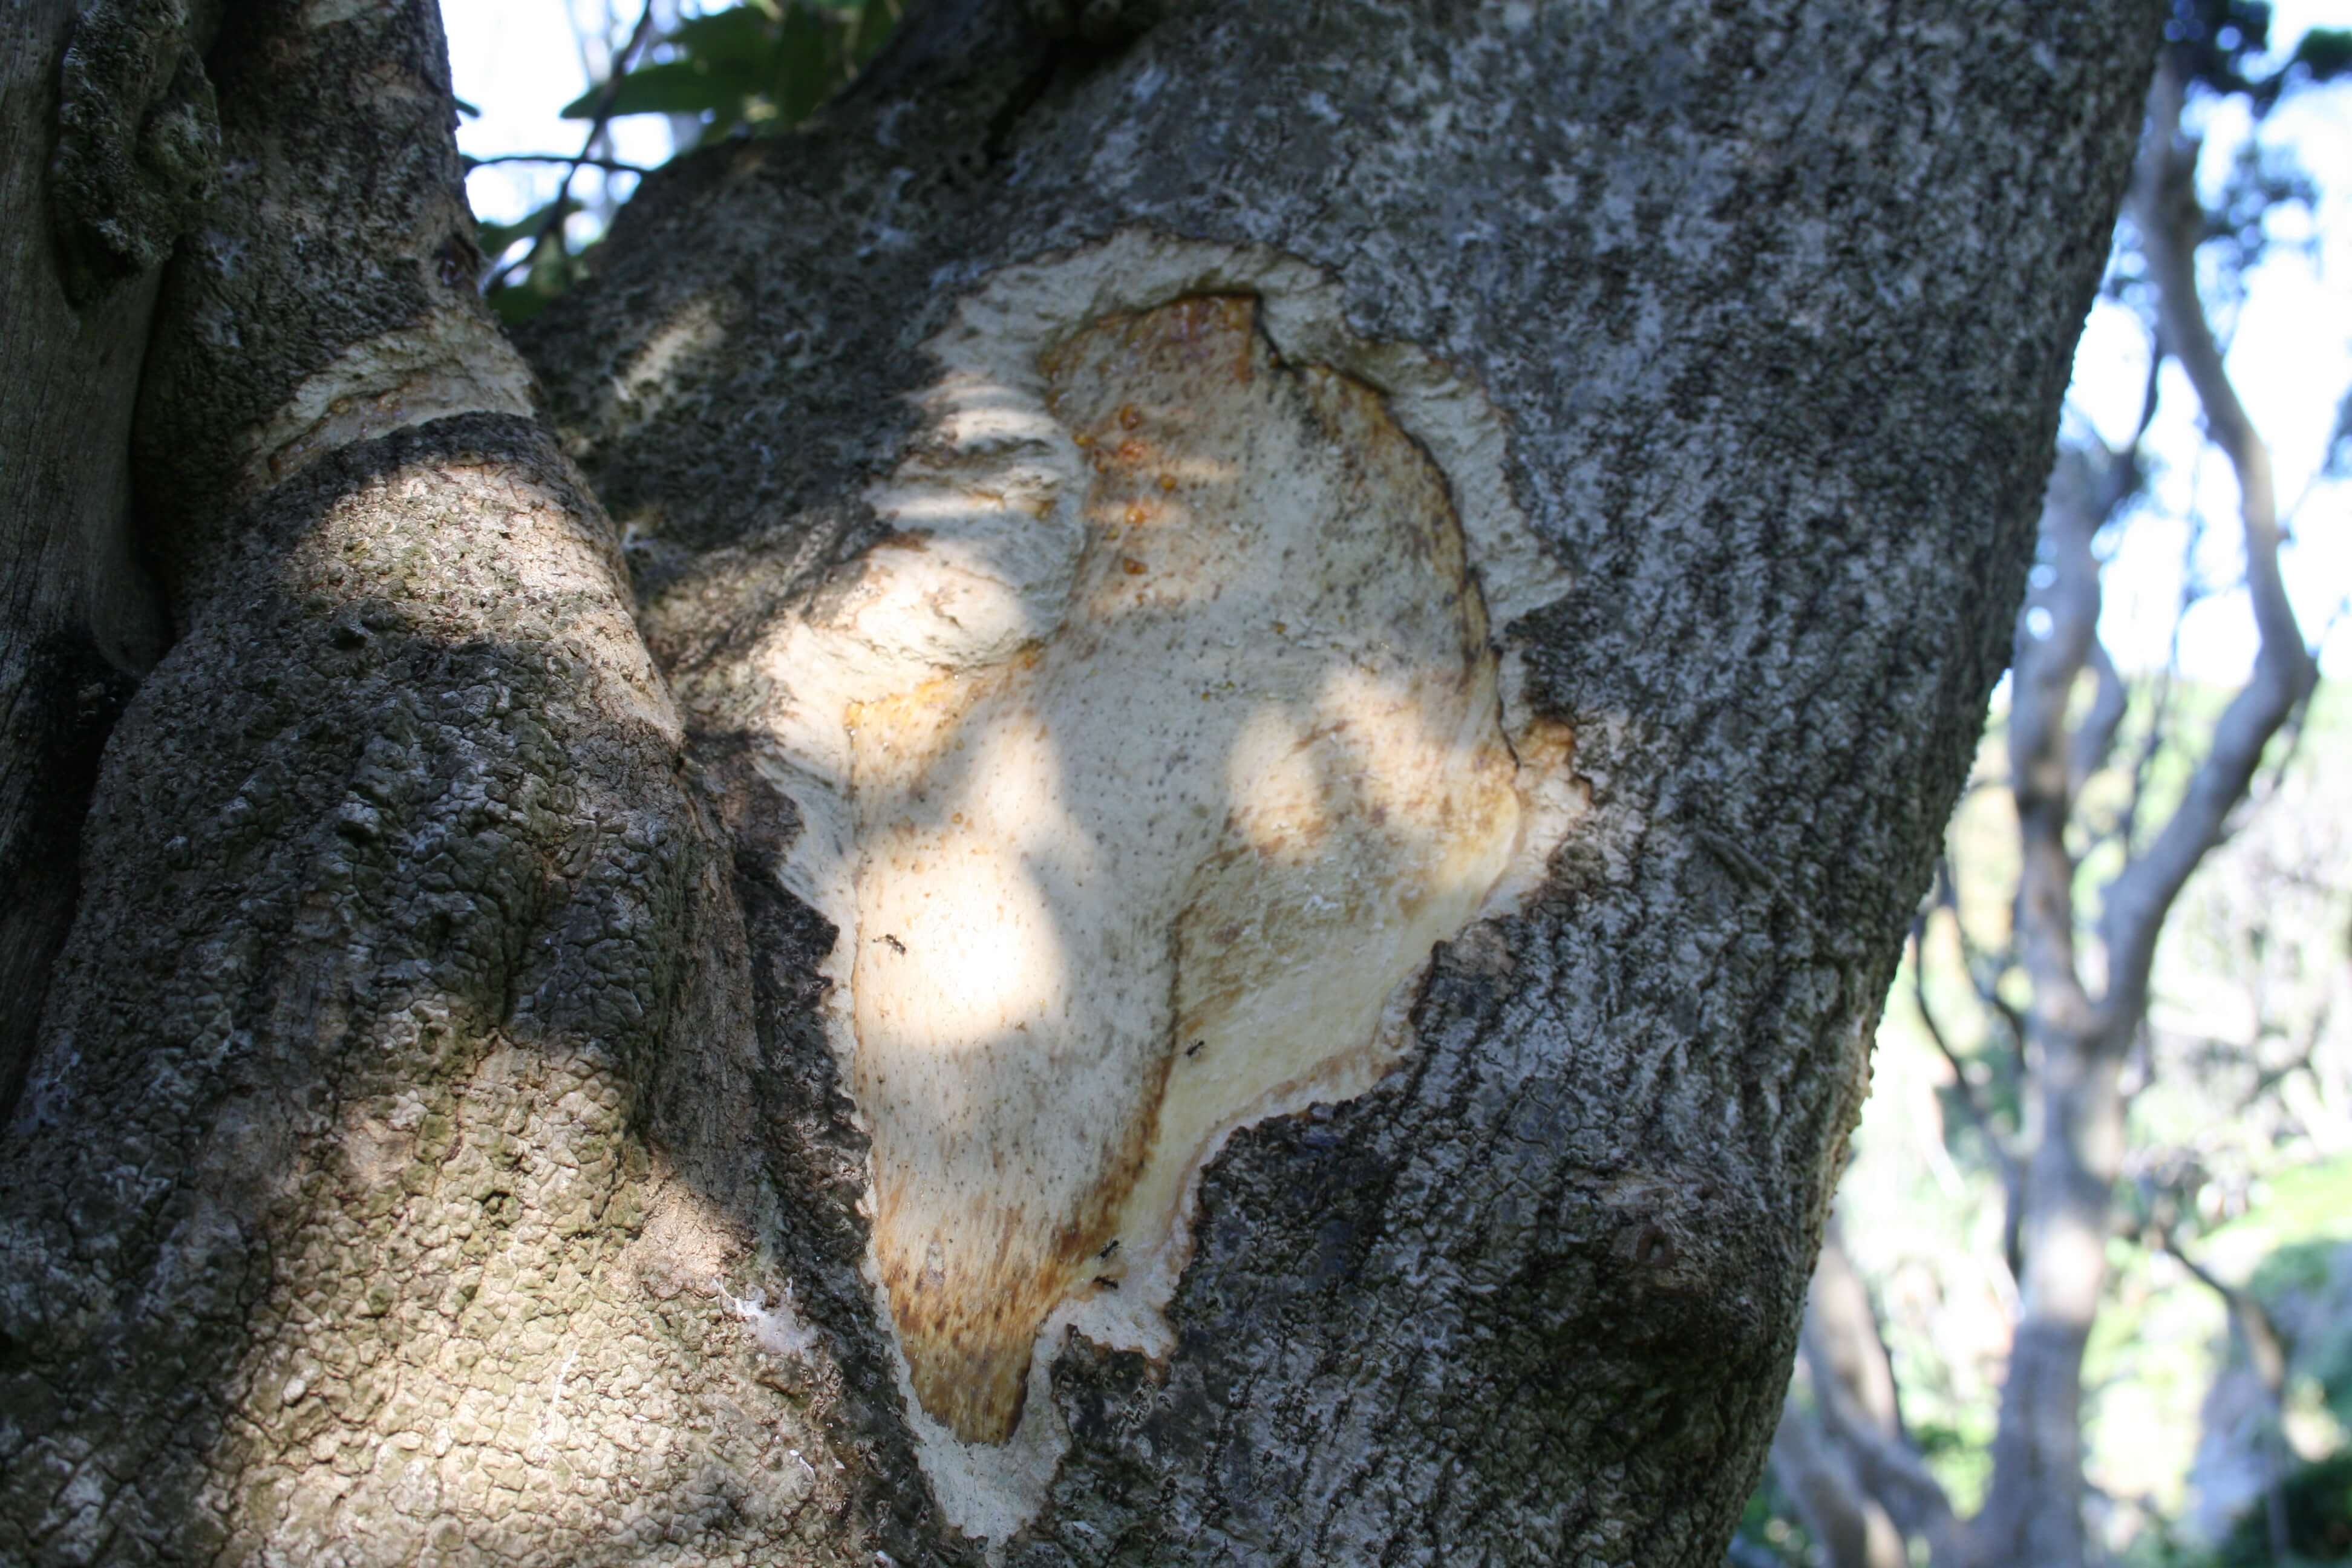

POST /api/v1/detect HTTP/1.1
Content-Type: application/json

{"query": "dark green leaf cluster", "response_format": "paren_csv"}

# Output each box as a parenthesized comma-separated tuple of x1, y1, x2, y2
(2213, 1452, 2352, 1566)
(480, 2, 903, 325)
(479, 208, 578, 325)
(558, 0, 903, 143)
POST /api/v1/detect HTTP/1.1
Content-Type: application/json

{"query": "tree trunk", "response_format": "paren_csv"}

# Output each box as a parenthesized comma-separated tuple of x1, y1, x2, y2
(1774, 1225, 1961, 1568)
(1967, 1020, 2127, 1568)
(0, 0, 177, 1118)
(1, 2, 2159, 1564)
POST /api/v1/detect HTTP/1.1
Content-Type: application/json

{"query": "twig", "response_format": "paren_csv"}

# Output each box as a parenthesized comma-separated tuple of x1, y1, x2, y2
(1912, 911, 2028, 1285)
(485, 0, 662, 293)
(1909, 917, 2005, 1152)
(1932, 856, 2028, 1072)
(2148, 1215, 2294, 1564)
(468, 153, 653, 175)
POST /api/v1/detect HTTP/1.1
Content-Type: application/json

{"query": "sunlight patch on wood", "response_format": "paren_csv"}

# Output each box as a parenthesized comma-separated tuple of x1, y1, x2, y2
(852, 296, 1526, 1445)
(243, 309, 536, 493)
(731, 233, 1578, 1540)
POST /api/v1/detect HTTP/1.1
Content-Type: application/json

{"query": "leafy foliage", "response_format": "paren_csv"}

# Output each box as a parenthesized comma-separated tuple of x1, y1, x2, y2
(558, 0, 903, 143)
(482, 1, 904, 324)
(478, 199, 590, 325)
(2215, 1452, 2352, 1565)
(2166, 0, 2278, 94)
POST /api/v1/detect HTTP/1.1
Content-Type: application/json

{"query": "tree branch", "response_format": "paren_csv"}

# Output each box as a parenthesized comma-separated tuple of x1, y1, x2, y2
(2060, 341, 2149, 817)
(1789, 1225, 1963, 1563)
(1772, 1389, 1912, 1568)
(2007, 447, 2108, 1042)
(2097, 62, 2321, 1044)
(468, 152, 653, 175)
(485, 0, 661, 292)
(2068, 638, 2129, 798)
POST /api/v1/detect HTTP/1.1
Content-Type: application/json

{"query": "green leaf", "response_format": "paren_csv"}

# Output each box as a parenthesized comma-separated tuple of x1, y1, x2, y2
(670, 6, 780, 61)
(474, 197, 564, 261)
(560, 57, 765, 120)
(2290, 27, 2352, 82)
(769, 2, 834, 125)
(488, 280, 555, 327)
(848, 0, 899, 68)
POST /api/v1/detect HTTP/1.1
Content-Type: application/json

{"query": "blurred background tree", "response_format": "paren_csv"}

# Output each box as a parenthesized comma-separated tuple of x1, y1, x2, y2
(443, 3, 2352, 1563)
(1752, 4, 2352, 1565)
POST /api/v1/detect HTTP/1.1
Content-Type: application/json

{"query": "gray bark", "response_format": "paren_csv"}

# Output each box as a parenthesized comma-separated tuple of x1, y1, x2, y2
(1, 2, 2158, 1565)
(0, 0, 180, 1120)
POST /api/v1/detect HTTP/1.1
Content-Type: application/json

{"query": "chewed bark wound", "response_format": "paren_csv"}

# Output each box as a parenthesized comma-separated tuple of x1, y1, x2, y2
(850, 295, 1524, 1443)
(757, 235, 1577, 1535)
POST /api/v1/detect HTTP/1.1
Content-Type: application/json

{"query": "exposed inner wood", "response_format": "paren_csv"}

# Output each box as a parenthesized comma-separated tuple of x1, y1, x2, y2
(849, 298, 1524, 1442)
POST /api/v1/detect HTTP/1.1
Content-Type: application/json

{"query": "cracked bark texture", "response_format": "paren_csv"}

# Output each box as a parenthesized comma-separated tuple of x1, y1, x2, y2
(0, 0, 2160, 1564)
(5, 5, 955, 1566)
(0, 0, 178, 1126)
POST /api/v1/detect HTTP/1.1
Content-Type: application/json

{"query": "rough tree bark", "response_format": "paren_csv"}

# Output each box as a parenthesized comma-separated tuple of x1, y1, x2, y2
(0, 0, 191, 1117)
(0, 2, 2159, 1564)
(1769, 57, 2322, 1568)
